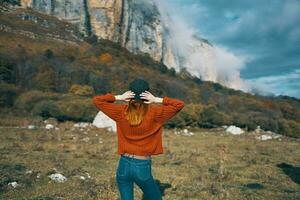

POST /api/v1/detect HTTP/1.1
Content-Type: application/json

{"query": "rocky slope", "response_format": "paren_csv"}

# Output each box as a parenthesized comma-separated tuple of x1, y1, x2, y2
(19, 0, 250, 92)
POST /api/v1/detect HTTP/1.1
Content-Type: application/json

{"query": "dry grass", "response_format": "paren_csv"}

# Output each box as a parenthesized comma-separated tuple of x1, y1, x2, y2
(0, 118, 299, 200)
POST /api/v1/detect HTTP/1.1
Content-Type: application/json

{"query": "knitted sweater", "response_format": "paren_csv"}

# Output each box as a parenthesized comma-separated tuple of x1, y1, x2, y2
(92, 93, 185, 156)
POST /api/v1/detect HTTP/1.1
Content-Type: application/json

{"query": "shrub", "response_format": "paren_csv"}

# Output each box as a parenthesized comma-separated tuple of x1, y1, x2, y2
(44, 49, 54, 59)
(14, 90, 60, 111)
(198, 105, 229, 128)
(32, 100, 61, 119)
(99, 53, 113, 63)
(69, 84, 94, 96)
(32, 69, 56, 91)
(278, 119, 300, 138)
(55, 98, 95, 122)
(0, 59, 16, 84)
(0, 83, 18, 107)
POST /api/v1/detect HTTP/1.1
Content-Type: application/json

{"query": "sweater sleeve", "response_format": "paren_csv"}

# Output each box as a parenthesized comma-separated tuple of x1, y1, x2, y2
(92, 93, 124, 122)
(154, 96, 185, 124)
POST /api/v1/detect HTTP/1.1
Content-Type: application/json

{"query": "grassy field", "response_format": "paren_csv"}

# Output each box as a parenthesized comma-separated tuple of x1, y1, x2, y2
(0, 118, 299, 200)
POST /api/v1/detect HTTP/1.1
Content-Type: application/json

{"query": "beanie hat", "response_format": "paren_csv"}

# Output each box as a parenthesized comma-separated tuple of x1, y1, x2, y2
(129, 78, 150, 101)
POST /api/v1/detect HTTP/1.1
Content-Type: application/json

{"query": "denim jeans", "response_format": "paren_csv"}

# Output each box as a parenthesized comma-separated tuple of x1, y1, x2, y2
(116, 154, 162, 200)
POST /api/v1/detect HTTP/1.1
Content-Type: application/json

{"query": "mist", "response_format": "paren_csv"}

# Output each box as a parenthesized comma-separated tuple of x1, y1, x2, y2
(154, 0, 262, 94)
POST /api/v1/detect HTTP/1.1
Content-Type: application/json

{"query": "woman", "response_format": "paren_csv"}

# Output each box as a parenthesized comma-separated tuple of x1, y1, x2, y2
(92, 78, 185, 200)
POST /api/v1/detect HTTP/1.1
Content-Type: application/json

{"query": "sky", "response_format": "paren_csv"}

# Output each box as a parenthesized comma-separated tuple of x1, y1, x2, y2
(164, 0, 300, 99)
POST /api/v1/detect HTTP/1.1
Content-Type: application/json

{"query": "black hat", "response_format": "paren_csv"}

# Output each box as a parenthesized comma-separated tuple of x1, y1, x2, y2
(129, 78, 150, 101)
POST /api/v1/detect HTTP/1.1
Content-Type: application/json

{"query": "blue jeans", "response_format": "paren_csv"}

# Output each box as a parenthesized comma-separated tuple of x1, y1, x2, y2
(116, 155, 162, 200)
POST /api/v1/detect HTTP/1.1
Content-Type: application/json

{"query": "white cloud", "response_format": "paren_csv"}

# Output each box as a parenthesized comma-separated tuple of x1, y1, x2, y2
(245, 69, 300, 98)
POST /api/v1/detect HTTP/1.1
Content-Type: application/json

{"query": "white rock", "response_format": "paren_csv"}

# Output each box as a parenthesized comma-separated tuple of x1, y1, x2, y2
(8, 181, 19, 188)
(92, 111, 116, 132)
(74, 122, 90, 128)
(255, 125, 261, 133)
(174, 128, 194, 136)
(273, 135, 282, 139)
(82, 137, 90, 142)
(45, 124, 54, 129)
(25, 170, 33, 174)
(48, 173, 67, 182)
(225, 125, 244, 135)
(85, 172, 91, 178)
(28, 125, 36, 130)
(256, 135, 273, 141)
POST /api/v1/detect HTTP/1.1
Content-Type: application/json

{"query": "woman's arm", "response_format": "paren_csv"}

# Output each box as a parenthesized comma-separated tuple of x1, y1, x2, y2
(154, 96, 185, 124)
(92, 93, 124, 122)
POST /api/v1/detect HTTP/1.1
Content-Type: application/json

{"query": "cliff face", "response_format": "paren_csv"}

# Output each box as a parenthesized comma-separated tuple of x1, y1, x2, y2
(19, 0, 249, 92)
(19, 0, 194, 70)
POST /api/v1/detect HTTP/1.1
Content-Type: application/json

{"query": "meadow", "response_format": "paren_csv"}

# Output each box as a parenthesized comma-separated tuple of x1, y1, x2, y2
(0, 117, 299, 200)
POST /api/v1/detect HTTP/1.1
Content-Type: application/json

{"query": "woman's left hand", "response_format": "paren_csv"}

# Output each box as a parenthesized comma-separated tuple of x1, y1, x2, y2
(115, 91, 135, 101)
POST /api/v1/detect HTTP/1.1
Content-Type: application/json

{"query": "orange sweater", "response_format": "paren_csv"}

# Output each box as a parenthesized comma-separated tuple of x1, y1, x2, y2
(92, 93, 185, 156)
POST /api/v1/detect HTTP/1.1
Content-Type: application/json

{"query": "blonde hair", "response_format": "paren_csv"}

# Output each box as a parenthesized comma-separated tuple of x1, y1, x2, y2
(125, 99, 149, 126)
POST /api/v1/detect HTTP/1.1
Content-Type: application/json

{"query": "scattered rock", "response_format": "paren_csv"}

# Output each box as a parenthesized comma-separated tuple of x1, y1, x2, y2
(225, 125, 244, 135)
(85, 172, 91, 179)
(27, 124, 36, 130)
(255, 133, 282, 141)
(77, 175, 86, 180)
(74, 122, 91, 129)
(44, 118, 58, 126)
(82, 137, 90, 143)
(45, 124, 55, 129)
(8, 181, 19, 188)
(174, 128, 194, 136)
(255, 126, 262, 134)
(48, 173, 67, 183)
(256, 135, 273, 141)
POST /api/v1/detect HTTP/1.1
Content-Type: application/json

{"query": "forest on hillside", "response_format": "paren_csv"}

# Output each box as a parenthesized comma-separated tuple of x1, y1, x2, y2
(0, 5, 299, 137)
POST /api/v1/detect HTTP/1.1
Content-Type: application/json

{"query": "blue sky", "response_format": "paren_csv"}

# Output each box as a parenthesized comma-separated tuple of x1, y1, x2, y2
(165, 0, 300, 98)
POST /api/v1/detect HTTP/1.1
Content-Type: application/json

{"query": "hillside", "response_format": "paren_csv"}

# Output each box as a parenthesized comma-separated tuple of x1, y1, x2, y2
(0, 5, 300, 137)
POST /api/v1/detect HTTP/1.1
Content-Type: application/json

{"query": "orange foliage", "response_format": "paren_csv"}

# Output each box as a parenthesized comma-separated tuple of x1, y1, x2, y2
(99, 53, 113, 63)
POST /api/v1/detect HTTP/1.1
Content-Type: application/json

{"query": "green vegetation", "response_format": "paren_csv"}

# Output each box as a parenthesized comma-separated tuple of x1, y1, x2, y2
(0, 121, 299, 199)
(0, 6, 299, 137)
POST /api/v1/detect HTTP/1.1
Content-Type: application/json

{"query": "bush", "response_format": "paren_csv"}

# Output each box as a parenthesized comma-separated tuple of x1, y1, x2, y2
(44, 49, 54, 59)
(69, 84, 94, 96)
(0, 83, 18, 107)
(55, 98, 95, 122)
(278, 119, 300, 138)
(99, 53, 113, 63)
(14, 90, 60, 111)
(198, 105, 230, 128)
(0, 59, 16, 84)
(32, 100, 61, 119)
(32, 69, 56, 91)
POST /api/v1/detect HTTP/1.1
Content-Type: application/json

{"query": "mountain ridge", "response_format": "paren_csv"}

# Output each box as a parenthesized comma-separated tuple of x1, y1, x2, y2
(0, 4, 299, 137)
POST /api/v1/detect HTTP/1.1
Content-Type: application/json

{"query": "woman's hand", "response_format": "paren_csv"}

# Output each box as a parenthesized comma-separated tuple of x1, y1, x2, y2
(139, 91, 160, 104)
(115, 91, 135, 102)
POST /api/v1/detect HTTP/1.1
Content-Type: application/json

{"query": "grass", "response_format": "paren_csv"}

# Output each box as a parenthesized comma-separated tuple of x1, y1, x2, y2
(0, 118, 299, 200)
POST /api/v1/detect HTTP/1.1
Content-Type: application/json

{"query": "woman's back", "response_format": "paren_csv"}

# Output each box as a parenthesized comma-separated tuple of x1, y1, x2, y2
(92, 93, 185, 156)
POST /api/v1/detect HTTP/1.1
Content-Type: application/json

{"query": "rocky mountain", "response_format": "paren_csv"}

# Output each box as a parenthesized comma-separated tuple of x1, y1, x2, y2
(19, 0, 250, 93)
(19, 0, 176, 68)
